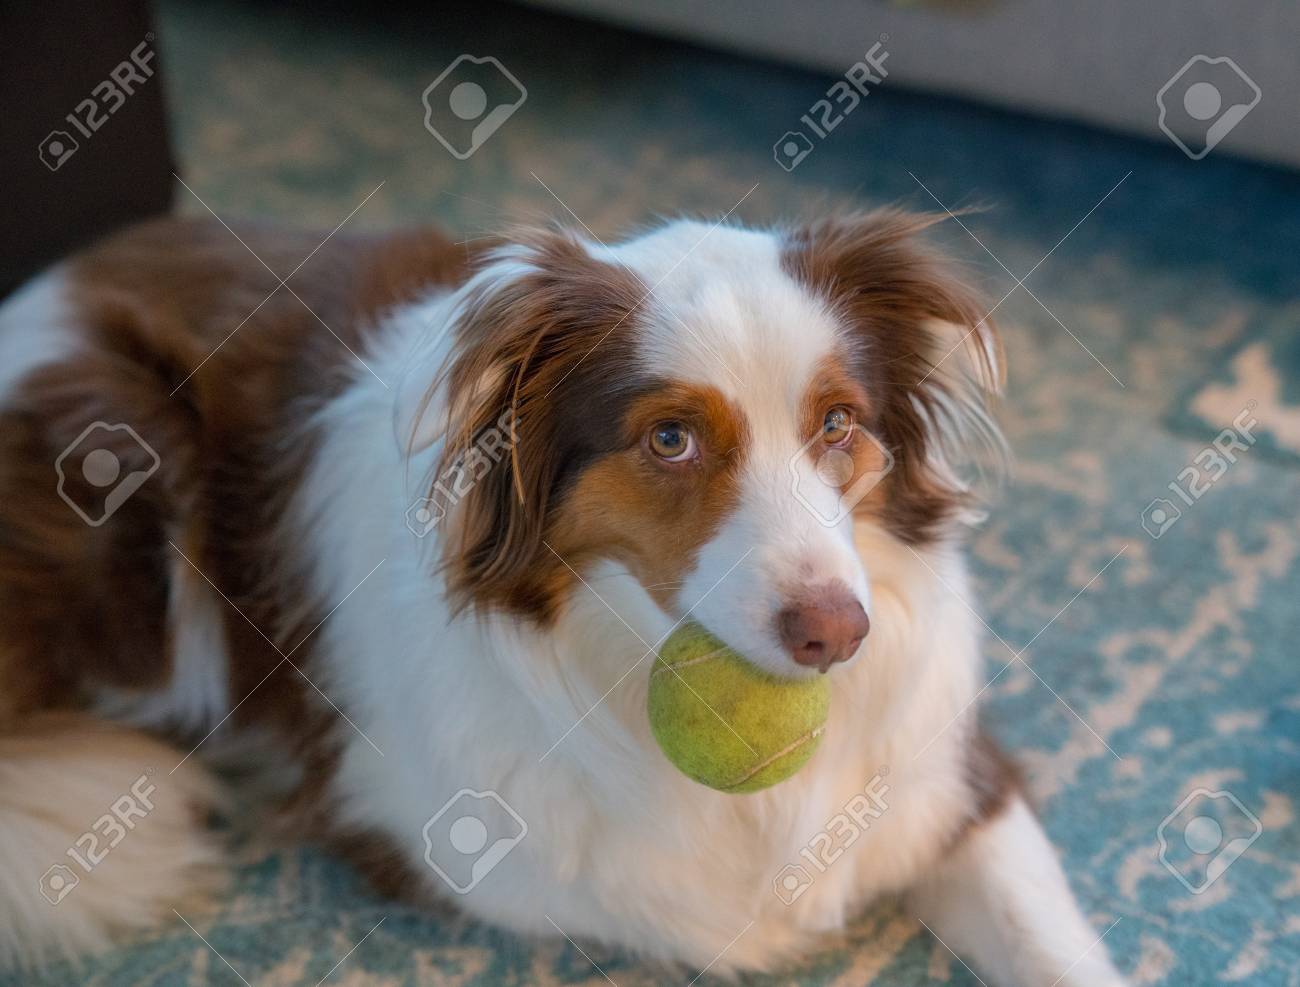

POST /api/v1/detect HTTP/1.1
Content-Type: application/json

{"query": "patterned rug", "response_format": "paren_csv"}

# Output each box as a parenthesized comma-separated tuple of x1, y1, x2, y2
(17, 0, 1300, 983)
(1170, 311, 1300, 468)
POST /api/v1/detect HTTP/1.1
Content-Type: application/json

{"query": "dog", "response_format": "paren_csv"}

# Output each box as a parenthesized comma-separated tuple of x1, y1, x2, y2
(0, 210, 1125, 984)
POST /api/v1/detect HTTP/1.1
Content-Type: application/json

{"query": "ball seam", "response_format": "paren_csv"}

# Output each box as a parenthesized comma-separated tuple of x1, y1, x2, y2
(648, 647, 731, 680)
(721, 724, 826, 793)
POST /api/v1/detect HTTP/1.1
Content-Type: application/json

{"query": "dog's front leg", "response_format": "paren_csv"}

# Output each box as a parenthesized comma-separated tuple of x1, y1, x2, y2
(907, 794, 1127, 987)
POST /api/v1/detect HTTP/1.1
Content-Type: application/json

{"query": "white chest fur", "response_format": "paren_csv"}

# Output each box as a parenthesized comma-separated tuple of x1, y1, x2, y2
(293, 346, 985, 971)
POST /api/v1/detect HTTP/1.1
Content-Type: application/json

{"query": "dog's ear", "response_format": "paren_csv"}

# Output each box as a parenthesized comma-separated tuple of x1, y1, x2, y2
(410, 230, 647, 618)
(783, 210, 1007, 540)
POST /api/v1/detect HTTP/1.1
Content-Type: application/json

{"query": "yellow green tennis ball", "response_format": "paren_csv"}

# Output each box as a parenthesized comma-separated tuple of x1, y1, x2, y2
(647, 622, 830, 793)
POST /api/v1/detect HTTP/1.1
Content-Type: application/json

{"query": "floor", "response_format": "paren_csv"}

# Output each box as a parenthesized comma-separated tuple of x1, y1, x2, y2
(16, 0, 1300, 983)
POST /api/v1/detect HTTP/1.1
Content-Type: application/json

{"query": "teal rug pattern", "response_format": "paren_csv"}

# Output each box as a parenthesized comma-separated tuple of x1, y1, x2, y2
(15, 1, 1299, 984)
(1169, 309, 1300, 468)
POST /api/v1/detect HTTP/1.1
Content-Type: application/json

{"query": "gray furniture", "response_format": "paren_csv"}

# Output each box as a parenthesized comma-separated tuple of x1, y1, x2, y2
(523, 0, 1299, 169)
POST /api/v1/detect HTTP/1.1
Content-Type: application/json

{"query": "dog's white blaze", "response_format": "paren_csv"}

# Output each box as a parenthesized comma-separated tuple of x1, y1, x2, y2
(614, 222, 871, 673)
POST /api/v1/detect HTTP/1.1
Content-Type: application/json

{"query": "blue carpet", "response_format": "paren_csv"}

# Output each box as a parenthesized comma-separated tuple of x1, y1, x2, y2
(1170, 312, 1300, 468)
(17, 0, 1300, 983)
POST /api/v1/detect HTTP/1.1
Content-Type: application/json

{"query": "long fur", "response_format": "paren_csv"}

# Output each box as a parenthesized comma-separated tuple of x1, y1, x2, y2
(0, 214, 1123, 984)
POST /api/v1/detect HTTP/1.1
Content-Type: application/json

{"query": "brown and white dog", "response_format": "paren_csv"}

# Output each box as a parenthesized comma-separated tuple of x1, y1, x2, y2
(0, 212, 1124, 983)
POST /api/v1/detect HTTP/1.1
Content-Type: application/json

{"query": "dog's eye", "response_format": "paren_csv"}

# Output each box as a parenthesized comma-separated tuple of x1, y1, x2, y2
(648, 421, 696, 462)
(822, 406, 854, 446)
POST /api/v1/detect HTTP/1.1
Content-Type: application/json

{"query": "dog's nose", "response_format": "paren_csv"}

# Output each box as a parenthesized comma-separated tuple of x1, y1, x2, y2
(776, 585, 870, 673)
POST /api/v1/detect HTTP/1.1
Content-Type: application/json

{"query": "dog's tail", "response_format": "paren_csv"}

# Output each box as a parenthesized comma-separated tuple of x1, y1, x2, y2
(0, 712, 225, 971)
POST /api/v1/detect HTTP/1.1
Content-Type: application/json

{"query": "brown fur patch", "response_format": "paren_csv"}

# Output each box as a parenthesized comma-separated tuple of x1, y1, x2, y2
(430, 230, 657, 621)
(544, 382, 750, 612)
(0, 300, 201, 716)
(782, 210, 1002, 544)
(327, 828, 429, 904)
(951, 729, 1023, 848)
(0, 217, 471, 851)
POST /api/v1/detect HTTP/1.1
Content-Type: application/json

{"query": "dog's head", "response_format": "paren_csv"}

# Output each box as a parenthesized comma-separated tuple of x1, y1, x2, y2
(409, 212, 1003, 677)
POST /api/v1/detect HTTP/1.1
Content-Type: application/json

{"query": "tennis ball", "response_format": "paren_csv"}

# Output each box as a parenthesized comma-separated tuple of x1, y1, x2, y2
(647, 622, 829, 793)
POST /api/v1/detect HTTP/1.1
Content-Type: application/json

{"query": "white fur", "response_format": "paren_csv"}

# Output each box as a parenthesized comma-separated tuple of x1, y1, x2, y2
(910, 796, 1126, 986)
(3, 222, 1123, 984)
(0, 267, 81, 408)
(625, 223, 872, 675)
(277, 223, 1123, 982)
(0, 717, 222, 970)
